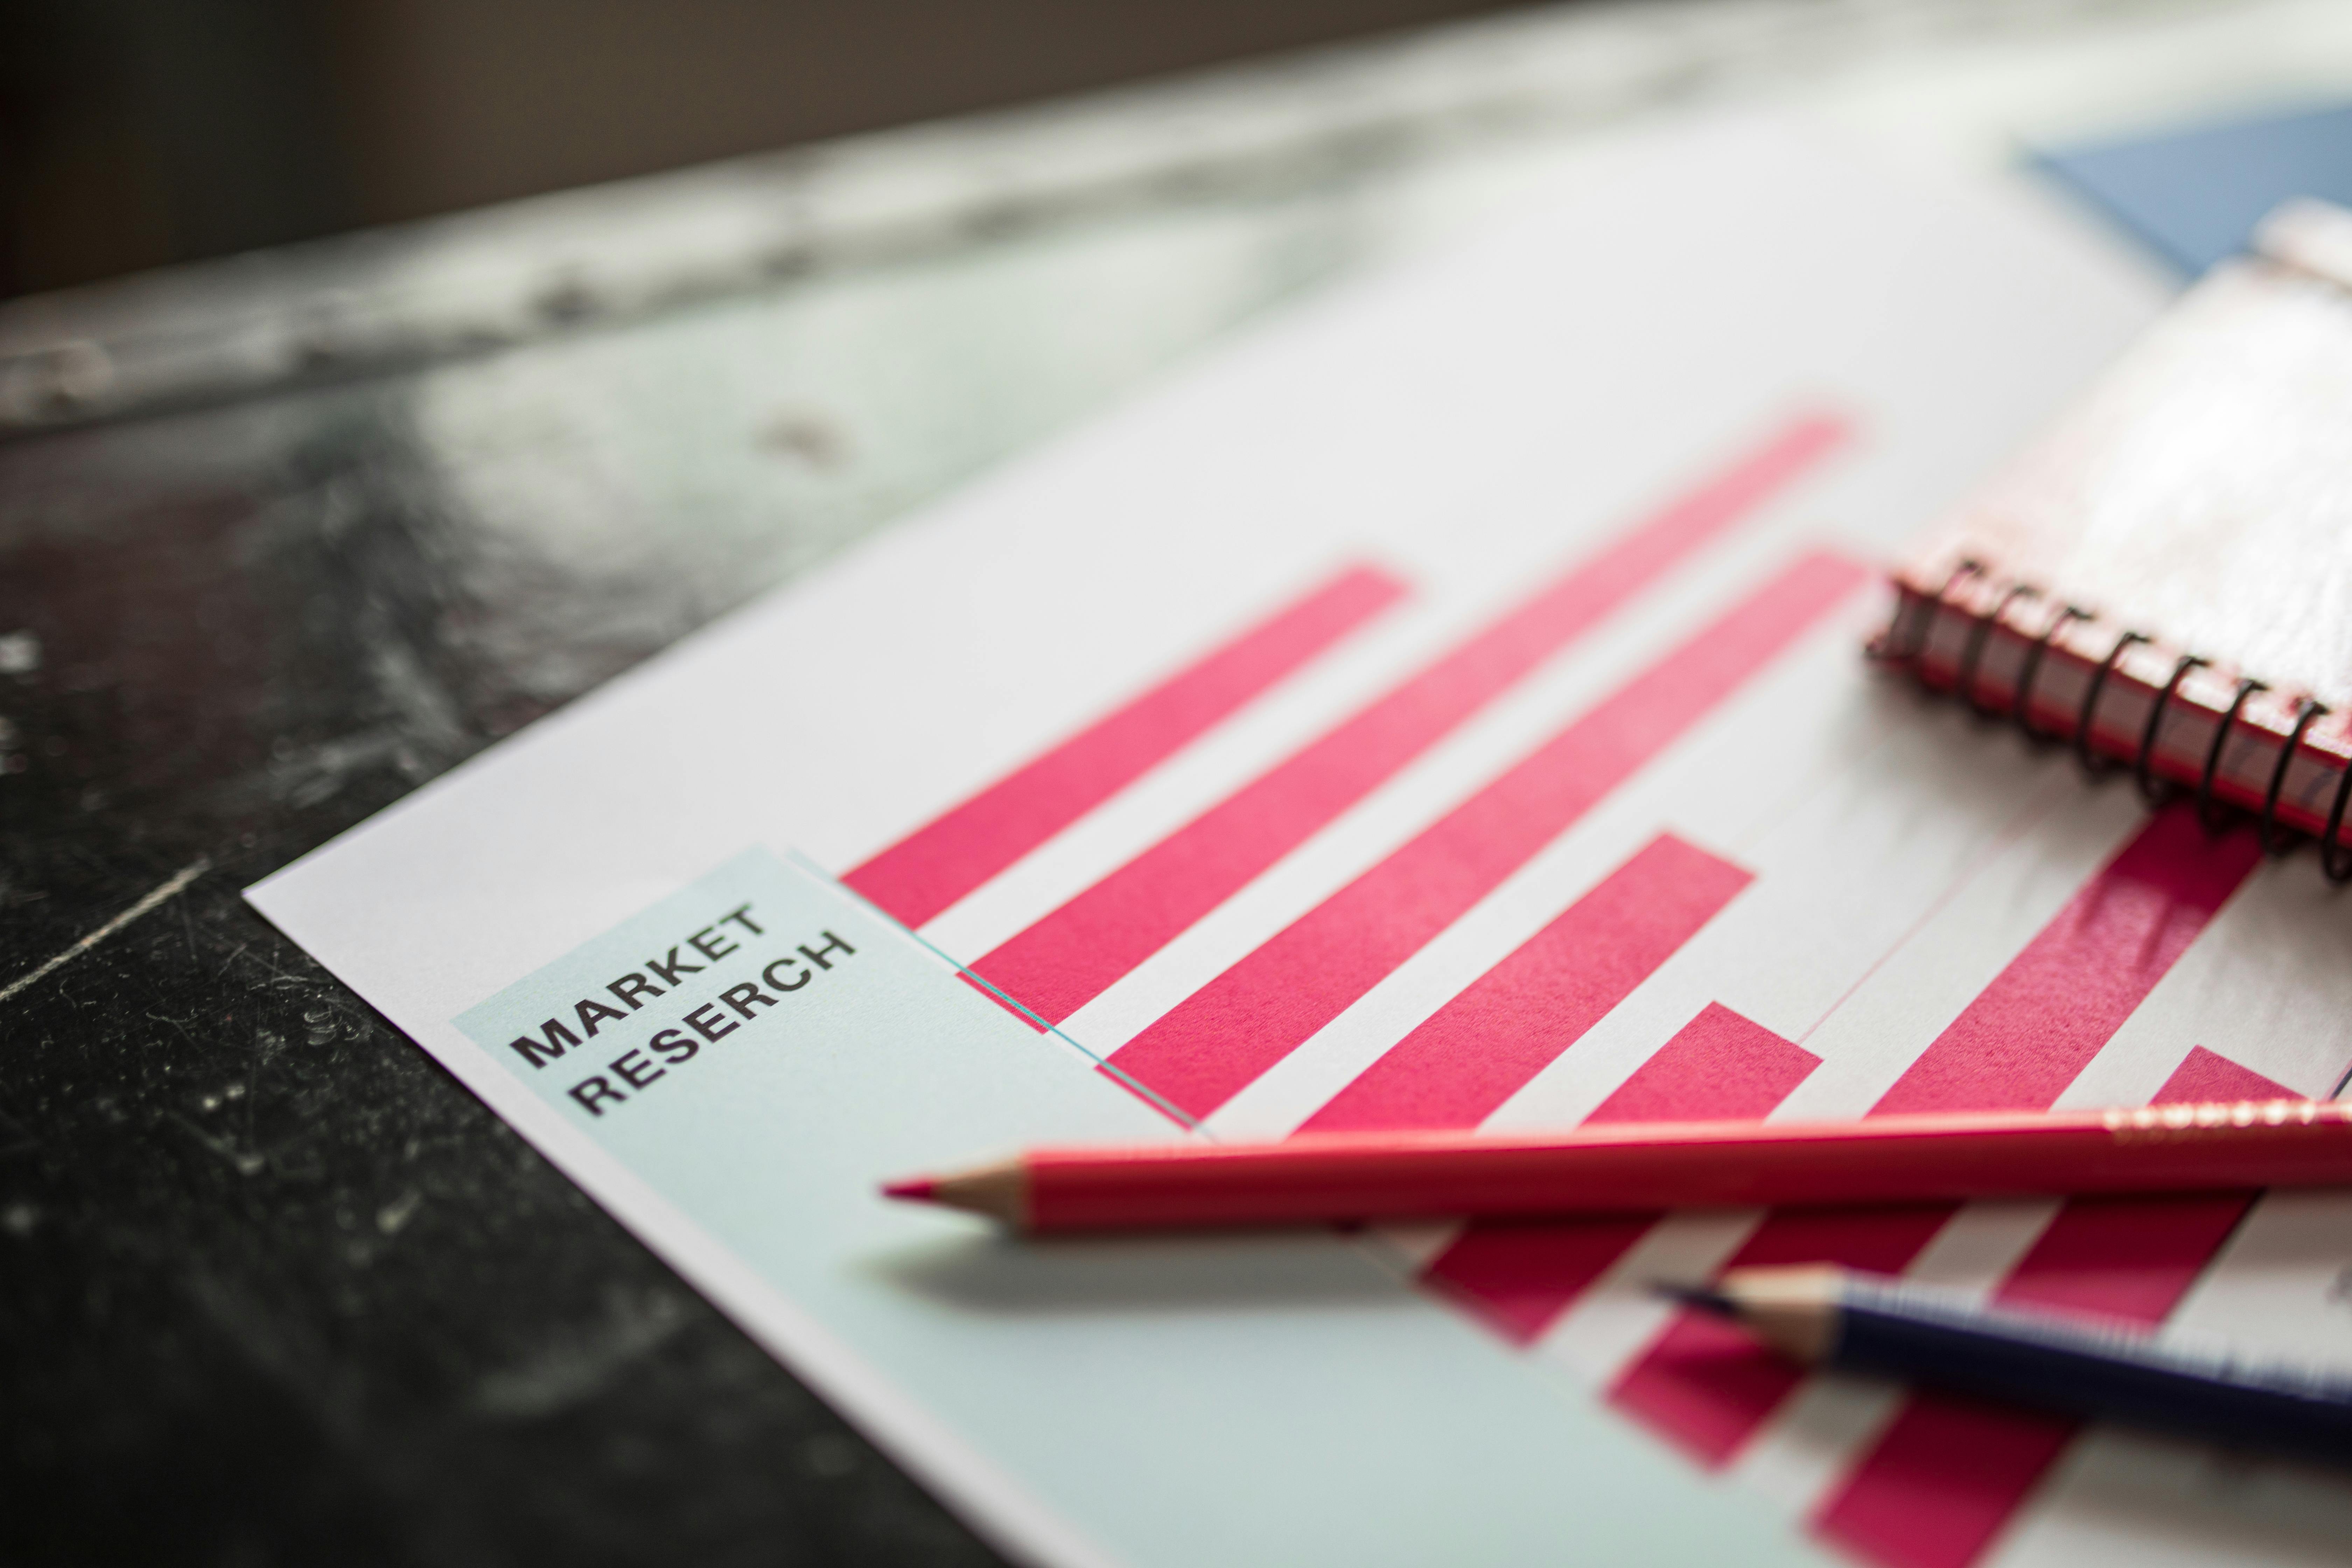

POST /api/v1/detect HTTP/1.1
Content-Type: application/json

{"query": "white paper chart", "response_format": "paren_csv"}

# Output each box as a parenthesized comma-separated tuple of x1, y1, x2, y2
(248, 116, 2352, 1568)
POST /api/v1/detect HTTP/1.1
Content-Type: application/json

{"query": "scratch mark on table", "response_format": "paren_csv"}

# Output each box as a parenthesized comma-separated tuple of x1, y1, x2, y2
(0, 858, 210, 1008)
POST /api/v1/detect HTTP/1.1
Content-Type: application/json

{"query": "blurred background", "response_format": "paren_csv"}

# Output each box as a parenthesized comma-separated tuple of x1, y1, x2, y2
(2, 0, 1541, 299)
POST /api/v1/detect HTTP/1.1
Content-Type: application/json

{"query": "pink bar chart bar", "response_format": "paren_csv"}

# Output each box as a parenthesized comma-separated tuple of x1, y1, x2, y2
(1811, 1046, 2290, 1568)
(844, 562, 1407, 928)
(1301, 835, 1754, 1133)
(972, 414, 1849, 1023)
(1424, 1003, 1821, 1345)
(1871, 812, 2270, 1117)
(1608, 805, 2265, 1468)
(1108, 549, 1871, 1122)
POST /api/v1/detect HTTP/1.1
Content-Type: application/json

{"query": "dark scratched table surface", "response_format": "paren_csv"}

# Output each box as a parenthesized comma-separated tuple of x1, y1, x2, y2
(0, 2, 2290, 1563)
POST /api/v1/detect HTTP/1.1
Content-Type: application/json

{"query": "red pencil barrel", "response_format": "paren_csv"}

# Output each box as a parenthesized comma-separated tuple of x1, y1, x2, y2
(1022, 1102, 2352, 1230)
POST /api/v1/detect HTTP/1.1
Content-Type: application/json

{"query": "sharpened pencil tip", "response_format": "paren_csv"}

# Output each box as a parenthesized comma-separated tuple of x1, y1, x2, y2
(882, 1176, 937, 1203)
(1652, 1280, 1736, 1316)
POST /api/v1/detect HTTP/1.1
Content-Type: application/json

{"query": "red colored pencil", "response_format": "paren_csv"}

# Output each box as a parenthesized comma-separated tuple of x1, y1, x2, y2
(881, 1099, 2352, 1231)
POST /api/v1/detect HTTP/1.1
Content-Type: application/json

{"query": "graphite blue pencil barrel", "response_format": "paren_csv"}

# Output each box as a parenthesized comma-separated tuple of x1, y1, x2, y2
(1677, 1266, 2352, 1467)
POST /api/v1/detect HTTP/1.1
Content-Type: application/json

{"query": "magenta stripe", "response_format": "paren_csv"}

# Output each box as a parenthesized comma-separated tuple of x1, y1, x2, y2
(843, 564, 1406, 927)
(1608, 806, 2264, 1468)
(1423, 1004, 1820, 1345)
(1300, 835, 1753, 1133)
(1108, 549, 1870, 1122)
(1809, 1046, 2288, 1568)
(1584, 1004, 1822, 1127)
(1873, 808, 2267, 1115)
(969, 414, 1849, 1021)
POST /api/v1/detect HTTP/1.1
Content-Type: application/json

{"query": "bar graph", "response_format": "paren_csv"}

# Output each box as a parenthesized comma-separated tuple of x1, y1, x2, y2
(835, 406, 2294, 1568)
(1108, 549, 1867, 1121)
(1608, 803, 2264, 1466)
(963, 414, 1846, 1024)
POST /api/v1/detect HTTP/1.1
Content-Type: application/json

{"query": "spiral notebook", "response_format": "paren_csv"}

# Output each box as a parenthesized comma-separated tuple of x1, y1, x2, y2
(1879, 197, 2352, 863)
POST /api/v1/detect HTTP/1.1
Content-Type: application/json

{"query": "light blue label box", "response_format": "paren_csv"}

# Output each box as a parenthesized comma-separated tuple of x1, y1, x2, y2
(447, 846, 1153, 1273)
(455, 847, 892, 1129)
(455, 847, 906, 1129)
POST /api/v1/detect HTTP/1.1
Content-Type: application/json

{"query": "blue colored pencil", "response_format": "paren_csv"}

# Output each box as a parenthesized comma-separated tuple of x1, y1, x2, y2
(1668, 1265, 2352, 1466)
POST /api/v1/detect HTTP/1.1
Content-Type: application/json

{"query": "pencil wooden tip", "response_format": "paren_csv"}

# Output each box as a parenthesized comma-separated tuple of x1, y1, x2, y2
(1707, 1264, 1844, 1361)
(881, 1159, 1030, 1225)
